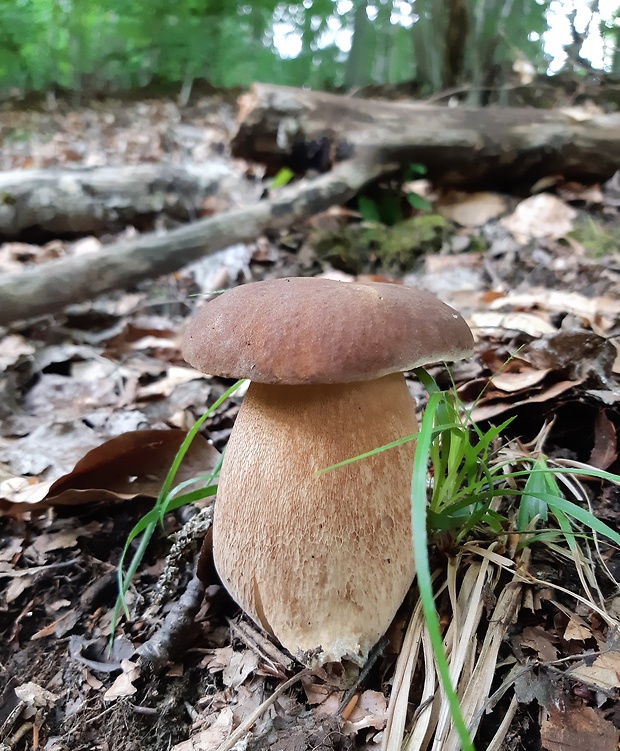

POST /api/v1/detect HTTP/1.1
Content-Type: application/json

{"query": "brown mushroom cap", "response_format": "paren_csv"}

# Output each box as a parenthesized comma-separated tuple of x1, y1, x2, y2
(183, 277, 474, 384)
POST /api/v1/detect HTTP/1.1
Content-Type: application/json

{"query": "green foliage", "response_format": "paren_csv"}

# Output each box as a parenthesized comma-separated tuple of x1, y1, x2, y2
(312, 214, 448, 274)
(0, 0, 603, 98)
(569, 217, 620, 259)
(270, 167, 295, 188)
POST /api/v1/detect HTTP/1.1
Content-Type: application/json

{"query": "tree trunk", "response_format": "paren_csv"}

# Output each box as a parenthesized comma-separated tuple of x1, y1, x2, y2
(345, 0, 371, 89)
(232, 83, 620, 189)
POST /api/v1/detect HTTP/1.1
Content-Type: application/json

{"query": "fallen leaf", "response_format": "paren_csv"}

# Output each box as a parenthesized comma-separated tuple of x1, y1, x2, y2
(0, 537, 22, 562)
(103, 659, 139, 701)
(137, 366, 208, 399)
(541, 703, 619, 751)
(490, 289, 620, 326)
(342, 690, 388, 734)
(500, 194, 577, 242)
(491, 368, 551, 393)
(564, 618, 593, 642)
(470, 311, 555, 338)
(221, 649, 259, 689)
(14, 683, 59, 717)
(587, 409, 618, 470)
(471, 380, 582, 422)
(172, 707, 233, 750)
(520, 625, 558, 662)
(0, 429, 219, 513)
(570, 650, 620, 692)
(1, 421, 104, 478)
(5, 576, 31, 603)
(437, 191, 507, 227)
(31, 609, 80, 640)
(0, 335, 36, 371)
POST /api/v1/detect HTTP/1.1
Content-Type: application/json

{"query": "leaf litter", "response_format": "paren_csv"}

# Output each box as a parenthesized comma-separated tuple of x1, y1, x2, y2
(0, 94, 619, 751)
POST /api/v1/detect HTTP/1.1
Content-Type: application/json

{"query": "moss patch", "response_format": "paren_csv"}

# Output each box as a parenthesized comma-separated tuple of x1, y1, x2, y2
(312, 214, 450, 274)
(569, 217, 620, 259)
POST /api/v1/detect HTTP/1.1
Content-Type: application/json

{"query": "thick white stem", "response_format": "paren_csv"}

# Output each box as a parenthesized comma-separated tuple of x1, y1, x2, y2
(213, 373, 418, 665)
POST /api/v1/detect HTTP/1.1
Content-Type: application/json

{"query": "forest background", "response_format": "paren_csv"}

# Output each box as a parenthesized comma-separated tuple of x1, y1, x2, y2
(0, 0, 618, 102)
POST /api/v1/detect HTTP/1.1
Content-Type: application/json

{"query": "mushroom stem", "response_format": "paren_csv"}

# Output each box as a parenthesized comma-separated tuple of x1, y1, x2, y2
(213, 372, 418, 665)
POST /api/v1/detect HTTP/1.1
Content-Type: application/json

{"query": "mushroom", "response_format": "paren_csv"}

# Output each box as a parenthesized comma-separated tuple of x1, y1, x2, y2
(183, 277, 474, 665)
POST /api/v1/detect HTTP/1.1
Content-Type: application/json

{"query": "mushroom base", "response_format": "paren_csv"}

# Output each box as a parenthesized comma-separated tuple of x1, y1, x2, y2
(213, 373, 418, 665)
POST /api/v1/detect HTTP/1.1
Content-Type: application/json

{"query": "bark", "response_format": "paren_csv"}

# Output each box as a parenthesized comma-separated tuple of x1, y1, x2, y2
(0, 158, 389, 327)
(232, 83, 620, 189)
(0, 161, 249, 239)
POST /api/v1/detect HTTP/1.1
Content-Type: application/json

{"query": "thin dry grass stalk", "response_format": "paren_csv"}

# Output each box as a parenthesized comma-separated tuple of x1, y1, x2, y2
(381, 544, 526, 751)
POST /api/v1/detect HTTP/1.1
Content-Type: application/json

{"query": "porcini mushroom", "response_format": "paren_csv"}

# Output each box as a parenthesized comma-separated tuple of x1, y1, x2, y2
(183, 277, 474, 665)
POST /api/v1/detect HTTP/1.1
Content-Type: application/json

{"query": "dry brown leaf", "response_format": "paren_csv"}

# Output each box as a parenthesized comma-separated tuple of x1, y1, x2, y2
(342, 689, 388, 734)
(0, 537, 22, 562)
(221, 650, 259, 689)
(0, 429, 219, 513)
(302, 674, 338, 707)
(588, 409, 618, 470)
(1, 421, 105, 478)
(32, 528, 83, 557)
(563, 618, 593, 642)
(491, 289, 620, 326)
(491, 368, 551, 393)
(520, 626, 558, 662)
(540, 703, 619, 751)
(471, 380, 582, 422)
(570, 650, 620, 692)
(470, 311, 555, 338)
(0, 334, 36, 371)
(202, 645, 234, 674)
(14, 683, 58, 717)
(31, 609, 80, 640)
(137, 366, 208, 399)
(500, 194, 577, 242)
(437, 191, 507, 227)
(103, 659, 139, 701)
(172, 707, 234, 751)
(5, 577, 31, 603)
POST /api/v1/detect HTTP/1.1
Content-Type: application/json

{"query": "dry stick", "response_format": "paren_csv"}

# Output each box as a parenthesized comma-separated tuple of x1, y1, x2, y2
(337, 636, 389, 715)
(484, 695, 519, 751)
(215, 669, 310, 751)
(0, 157, 391, 327)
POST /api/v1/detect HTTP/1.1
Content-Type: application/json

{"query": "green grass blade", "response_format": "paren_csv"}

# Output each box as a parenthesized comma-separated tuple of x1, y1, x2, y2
(411, 391, 475, 751)
(111, 380, 245, 645)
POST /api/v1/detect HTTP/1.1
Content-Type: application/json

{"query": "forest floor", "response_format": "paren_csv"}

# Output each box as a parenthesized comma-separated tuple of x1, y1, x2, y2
(0, 92, 619, 751)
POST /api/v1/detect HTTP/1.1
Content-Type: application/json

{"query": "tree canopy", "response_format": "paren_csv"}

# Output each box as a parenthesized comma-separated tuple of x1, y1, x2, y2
(0, 0, 618, 99)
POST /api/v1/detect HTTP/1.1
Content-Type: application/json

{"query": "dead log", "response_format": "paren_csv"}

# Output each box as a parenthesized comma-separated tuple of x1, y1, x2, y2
(232, 83, 620, 189)
(0, 161, 251, 239)
(0, 158, 389, 327)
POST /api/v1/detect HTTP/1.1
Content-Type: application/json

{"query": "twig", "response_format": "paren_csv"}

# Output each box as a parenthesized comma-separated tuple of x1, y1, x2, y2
(215, 669, 309, 751)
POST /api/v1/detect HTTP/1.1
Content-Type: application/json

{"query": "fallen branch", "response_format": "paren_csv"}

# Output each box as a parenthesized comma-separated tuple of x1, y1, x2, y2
(0, 161, 249, 239)
(232, 83, 620, 188)
(0, 157, 389, 327)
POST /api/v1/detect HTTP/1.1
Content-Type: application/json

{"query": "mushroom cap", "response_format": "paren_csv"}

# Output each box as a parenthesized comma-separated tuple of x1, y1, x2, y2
(183, 277, 474, 385)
